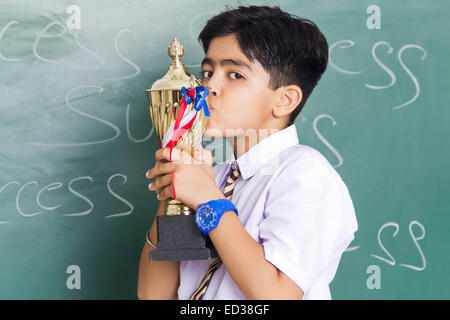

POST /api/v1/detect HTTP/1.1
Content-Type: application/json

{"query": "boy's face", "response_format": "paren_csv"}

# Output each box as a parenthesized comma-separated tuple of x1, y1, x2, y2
(200, 34, 278, 138)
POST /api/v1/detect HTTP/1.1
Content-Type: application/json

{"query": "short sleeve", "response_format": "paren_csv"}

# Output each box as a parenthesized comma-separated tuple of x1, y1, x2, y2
(259, 149, 358, 294)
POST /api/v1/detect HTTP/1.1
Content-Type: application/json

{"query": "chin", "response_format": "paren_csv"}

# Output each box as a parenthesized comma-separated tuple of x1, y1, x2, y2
(203, 123, 225, 138)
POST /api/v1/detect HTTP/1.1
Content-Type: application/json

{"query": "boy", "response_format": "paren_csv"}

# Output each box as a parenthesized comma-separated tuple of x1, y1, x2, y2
(138, 5, 358, 300)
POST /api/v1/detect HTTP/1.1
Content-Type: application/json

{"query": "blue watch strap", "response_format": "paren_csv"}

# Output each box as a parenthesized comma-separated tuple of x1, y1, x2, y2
(195, 199, 238, 235)
(206, 198, 238, 216)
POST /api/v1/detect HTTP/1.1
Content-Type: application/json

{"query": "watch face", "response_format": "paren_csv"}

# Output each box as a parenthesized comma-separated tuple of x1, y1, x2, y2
(197, 205, 217, 230)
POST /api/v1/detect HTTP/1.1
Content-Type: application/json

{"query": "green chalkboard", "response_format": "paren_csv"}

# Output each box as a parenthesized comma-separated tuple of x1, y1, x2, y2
(0, 0, 449, 299)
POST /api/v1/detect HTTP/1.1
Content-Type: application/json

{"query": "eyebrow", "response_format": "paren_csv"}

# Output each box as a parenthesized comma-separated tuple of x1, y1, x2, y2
(201, 57, 253, 72)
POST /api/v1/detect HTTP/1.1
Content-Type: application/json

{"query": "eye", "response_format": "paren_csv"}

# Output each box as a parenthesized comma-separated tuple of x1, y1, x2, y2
(200, 70, 244, 80)
(229, 72, 244, 80)
(201, 71, 212, 79)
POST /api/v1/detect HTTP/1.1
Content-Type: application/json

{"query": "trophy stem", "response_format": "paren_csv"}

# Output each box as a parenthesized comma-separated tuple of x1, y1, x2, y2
(166, 198, 194, 215)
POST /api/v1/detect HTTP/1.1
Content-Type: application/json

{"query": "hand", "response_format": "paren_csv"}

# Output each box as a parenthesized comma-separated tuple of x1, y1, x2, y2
(145, 145, 225, 210)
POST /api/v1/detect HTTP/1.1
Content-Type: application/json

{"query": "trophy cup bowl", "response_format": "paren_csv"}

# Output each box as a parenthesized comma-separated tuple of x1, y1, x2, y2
(145, 38, 217, 261)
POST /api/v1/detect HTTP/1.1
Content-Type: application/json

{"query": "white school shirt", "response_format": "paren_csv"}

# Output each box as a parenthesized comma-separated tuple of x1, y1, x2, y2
(177, 124, 358, 300)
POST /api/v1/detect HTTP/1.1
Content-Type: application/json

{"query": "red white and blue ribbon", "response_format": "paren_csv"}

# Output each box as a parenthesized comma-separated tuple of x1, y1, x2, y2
(156, 86, 210, 200)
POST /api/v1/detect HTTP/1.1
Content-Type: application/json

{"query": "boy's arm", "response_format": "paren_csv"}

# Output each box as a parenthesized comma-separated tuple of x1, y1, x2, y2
(205, 193, 304, 300)
(137, 199, 180, 300)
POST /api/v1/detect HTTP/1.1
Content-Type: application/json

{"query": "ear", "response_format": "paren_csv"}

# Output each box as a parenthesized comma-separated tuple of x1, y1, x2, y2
(272, 85, 303, 119)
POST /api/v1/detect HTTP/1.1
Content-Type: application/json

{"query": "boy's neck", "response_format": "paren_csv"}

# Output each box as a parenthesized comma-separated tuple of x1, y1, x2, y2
(232, 135, 252, 159)
(227, 124, 287, 159)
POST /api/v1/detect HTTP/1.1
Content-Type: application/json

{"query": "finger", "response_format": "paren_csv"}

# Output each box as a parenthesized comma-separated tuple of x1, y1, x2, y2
(202, 147, 213, 165)
(149, 173, 173, 191)
(192, 146, 202, 164)
(193, 146, 213, 165)
(146, 161, 173, 179)
(169, 150, 196, 166)
(155, 147, 180, 162)
(157, 184, 173, 200)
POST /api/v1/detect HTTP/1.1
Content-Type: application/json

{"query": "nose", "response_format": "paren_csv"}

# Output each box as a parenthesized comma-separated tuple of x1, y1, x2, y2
(205, 84, 217, 97)
(203, 76, 218, 97)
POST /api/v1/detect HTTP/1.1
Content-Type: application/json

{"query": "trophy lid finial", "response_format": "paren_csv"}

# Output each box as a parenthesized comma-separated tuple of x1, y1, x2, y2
(168, 38, 184, 58)
(146, 37, 199, 91)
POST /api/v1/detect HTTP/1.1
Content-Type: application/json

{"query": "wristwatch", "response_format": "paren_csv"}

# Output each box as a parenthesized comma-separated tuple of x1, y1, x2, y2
(195, 199, 238, 235)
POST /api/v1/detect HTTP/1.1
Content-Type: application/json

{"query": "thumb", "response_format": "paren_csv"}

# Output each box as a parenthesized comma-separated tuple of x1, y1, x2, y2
(194, 146, 213, 165)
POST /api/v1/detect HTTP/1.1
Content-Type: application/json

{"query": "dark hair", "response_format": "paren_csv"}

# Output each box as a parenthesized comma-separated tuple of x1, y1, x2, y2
(198, 5, 329, 127)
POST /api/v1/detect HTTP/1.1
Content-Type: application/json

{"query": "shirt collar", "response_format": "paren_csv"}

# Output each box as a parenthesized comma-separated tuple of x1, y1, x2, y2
(217, 124, 299, 180)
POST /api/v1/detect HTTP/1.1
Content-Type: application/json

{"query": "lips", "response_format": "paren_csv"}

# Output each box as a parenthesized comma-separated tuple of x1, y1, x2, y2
(205, 94, 213, 110)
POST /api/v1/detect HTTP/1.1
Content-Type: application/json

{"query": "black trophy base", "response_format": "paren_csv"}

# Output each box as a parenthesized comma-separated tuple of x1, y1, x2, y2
(149, 215, 218, 261)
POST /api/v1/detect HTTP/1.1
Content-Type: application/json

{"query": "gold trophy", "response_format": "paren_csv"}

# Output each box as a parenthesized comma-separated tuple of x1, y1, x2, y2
(145, 38, 217, 261)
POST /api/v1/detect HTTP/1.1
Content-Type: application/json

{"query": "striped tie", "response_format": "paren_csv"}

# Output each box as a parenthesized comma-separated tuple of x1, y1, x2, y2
(189, 161, 241, 300)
